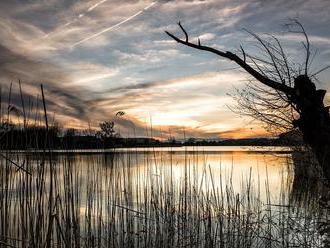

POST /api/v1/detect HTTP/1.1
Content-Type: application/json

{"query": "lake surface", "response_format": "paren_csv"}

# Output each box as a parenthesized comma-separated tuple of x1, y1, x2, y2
(7, 146, 293, 205)
(2, 146, 327, 247)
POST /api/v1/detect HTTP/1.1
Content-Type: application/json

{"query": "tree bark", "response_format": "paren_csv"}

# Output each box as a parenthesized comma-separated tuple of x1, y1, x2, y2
(166, 24, 330, 181)
(292, 75, 330, 181)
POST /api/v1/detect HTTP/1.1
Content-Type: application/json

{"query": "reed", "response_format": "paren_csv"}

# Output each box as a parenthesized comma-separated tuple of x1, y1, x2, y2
(0, 82, 329, 247)
(1, 150, 329, 247)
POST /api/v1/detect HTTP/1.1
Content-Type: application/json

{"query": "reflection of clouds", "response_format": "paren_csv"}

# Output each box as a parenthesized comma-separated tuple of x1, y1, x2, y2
(46, 150, 291, 212)
(117, 151, 291, 204)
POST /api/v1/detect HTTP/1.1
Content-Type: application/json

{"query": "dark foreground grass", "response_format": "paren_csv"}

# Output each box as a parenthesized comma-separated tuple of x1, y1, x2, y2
(0, 83, 329, 247)
(0, 150, 329, 248)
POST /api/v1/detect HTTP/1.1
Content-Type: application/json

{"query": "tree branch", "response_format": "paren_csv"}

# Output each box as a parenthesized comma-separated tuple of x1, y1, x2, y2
(165, 23, 294, 96)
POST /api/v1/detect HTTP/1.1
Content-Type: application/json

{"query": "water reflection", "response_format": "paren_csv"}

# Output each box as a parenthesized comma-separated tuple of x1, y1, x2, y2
(56, 148, 291, 205)
(5, 147, 293, 204)
(2, 146, 327, 247)
(2, 148, 293, 214)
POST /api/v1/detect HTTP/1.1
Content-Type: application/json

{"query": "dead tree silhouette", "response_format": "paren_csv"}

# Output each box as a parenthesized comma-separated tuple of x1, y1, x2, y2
(166, 21, 330, 182)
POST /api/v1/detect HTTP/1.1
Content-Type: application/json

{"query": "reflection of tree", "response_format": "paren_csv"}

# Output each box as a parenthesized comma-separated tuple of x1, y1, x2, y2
(289, 149, 324, 205)
(166, 20, 330, 181)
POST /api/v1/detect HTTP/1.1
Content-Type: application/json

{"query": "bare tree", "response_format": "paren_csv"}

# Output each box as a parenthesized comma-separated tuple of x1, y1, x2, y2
(166, 21, 330, 181)
(98, 121, 115, 139)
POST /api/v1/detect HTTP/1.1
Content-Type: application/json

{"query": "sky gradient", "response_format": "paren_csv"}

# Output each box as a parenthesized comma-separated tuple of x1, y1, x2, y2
(1, 0, 330, 139)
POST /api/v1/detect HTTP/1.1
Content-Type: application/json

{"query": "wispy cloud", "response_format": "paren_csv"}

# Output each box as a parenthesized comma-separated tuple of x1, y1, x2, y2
(0, 0, 329, 138)
(72, 1, 157, 48)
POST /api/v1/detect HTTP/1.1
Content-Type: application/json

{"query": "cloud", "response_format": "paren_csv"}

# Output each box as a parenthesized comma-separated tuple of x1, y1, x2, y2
(72, 1, 157, 48)
(281, 33, 330, 46)
(84, 72, 247, 135)
(197, 33, 216, 41)
(0, 44, 94, 122)
(1, 0, 330, 138)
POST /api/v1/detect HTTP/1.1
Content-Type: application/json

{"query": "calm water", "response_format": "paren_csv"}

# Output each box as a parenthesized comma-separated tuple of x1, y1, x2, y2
(3, 146, 327, 247)
(9, 146, 293, 205)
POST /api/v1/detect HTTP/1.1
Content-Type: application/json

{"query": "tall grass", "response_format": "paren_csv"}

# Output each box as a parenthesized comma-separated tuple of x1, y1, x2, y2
(1, 150, 329, 247)
(0, 82, 329, 247)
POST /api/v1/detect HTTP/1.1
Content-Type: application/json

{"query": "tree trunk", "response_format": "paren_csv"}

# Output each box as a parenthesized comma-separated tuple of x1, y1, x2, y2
(293, 75, 330, 181)
(165, 25, 330, 181)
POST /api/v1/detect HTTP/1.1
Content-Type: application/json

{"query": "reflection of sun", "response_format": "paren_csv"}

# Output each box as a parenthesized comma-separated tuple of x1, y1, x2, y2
(126, 152, 291, 204)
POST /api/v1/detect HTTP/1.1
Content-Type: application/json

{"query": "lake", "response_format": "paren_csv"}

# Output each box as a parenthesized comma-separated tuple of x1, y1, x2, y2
(1, 146, 326, 247)
(7, 146, 292, 203)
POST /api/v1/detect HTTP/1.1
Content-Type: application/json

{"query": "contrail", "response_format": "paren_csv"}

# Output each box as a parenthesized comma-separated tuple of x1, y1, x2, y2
(88, 0, 108, 12)
(72, 1, 157, 48)
(43, 0, 109, 38)
(143, 1, 156, 10)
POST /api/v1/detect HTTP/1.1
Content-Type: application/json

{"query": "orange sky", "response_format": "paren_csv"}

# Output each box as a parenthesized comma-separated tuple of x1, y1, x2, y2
(1, 0, 329, 139)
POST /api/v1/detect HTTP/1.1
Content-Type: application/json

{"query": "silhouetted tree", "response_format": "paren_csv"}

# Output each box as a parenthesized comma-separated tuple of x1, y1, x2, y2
(166, 20, 330, 181)
(99, 121, 115, 139)
(95, 121, 117, 147)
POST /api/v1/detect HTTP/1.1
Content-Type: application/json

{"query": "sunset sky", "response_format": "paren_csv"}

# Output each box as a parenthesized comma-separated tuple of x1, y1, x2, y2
(0, 0, 330, 139)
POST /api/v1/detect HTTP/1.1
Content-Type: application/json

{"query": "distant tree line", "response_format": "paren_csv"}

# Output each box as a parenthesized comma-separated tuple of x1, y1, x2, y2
(0, 120, 152, 150)
(0, 119, 299, 150)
